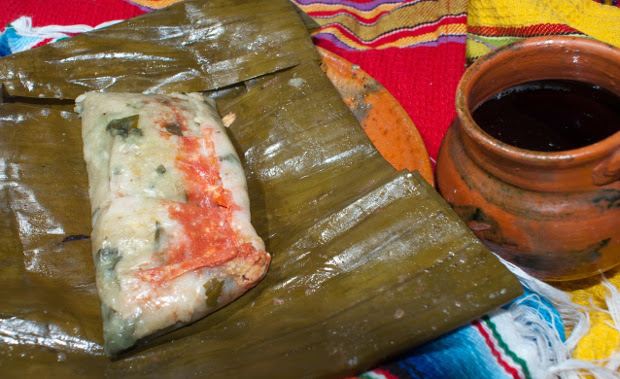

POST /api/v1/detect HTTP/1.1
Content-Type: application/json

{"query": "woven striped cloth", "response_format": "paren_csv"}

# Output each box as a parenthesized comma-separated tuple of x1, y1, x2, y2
(1, 1, 620, 378)
(466, 0, 620, 61)
(296, 0, 467, 50)
(292, 0, 467, 159)
(360, 286, 569, 379)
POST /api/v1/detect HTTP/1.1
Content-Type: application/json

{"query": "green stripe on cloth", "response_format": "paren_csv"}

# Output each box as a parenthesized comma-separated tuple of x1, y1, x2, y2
(483, 315, 533, 379)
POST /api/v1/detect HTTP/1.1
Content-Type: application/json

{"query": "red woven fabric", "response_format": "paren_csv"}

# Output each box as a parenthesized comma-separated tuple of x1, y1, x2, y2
(0, 0, 145, 29)
(316, 39, 464, 159)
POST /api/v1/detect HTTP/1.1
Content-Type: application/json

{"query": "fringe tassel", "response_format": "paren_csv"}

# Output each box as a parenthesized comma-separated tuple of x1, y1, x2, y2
(9, 16, 121, 39)
(499, 258, 620, 379)
(601, 277, 620, 372)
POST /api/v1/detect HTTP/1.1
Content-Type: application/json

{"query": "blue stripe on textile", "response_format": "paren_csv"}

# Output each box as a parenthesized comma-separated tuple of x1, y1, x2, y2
(503, 288, 566, 342)
(376, 286, 565, 379)
(394, 324, 513, 379)
(0, 26, 44, 57)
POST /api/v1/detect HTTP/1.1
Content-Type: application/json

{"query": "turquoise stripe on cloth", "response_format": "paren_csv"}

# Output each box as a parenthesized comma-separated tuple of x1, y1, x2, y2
(369, 288, 565, 379)
(0, 25, 45, 56)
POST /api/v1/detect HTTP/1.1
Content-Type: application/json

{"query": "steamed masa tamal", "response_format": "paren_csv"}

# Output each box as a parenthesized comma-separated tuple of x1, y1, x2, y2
(76, 92, 270, 356)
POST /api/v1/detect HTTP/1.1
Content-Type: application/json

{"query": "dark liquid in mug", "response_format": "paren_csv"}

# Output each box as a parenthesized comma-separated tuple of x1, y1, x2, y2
(472, 79, 620, 152)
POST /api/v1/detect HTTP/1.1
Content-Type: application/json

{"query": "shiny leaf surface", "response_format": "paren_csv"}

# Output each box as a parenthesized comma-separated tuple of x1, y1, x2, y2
(0, 0, 318, 99)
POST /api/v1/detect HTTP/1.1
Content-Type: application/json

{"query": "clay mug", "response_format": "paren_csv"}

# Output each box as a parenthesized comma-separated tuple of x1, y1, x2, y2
(436, 36, 620, 281)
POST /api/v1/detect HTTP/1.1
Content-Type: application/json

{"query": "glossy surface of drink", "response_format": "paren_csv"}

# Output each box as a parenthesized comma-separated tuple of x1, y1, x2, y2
(472, 79, 620, 152)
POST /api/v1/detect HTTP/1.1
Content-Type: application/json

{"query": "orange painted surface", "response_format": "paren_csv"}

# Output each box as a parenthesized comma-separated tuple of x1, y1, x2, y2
(318, 47, 434, 186)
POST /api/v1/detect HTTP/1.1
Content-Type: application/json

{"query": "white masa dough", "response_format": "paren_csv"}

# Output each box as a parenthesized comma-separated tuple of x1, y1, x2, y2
(76, 92, 270, 355)
(92, 197, 240, 344)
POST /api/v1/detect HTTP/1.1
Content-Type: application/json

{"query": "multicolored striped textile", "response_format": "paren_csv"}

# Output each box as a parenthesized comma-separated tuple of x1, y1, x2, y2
(0, 0, 143, 55)
(295, 0, 467, 50)
(466, 0, 620, 61)
(292, 0, 467, 159)
(363, 287, 567, 379)
(1, 0, 620, 378)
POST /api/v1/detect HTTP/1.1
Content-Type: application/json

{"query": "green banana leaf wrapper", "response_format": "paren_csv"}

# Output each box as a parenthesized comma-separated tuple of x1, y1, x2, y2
(0, 0, 522, 377)
(0, 0, 318, 99)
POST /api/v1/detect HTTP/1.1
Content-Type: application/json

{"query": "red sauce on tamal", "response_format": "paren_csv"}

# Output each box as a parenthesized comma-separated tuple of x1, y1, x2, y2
(138, 202, 251, 283)
(175, 134, 236, 210)
(137, 113, 263, 284)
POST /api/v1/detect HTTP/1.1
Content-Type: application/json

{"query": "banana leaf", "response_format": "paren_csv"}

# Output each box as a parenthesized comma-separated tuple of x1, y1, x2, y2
(0, 0, 522, 376)
(0, 0, 318, 99)
(0, 65, 522, 377)
(222, 62, 400, 250)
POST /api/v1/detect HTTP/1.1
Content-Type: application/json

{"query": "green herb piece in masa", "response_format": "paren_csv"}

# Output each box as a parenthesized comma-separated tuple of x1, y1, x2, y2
(220, 153, 241, 166)
(204, 279, 225, 308)
(128, 128, 143, 137)
(96, 247, 122, 284)
(165, 122, 183, 136)
(156, 164, 167, 174)
(154, 221, 164, 250)
(106, 115, 140, 138)
(100, 303, 137, 357)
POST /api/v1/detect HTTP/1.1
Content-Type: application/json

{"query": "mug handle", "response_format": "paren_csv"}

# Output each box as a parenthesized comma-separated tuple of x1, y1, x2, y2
(593, 148, 620, 186)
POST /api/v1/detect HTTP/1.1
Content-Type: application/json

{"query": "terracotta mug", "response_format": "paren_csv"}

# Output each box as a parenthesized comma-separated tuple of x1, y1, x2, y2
(436, 36, 620, 281)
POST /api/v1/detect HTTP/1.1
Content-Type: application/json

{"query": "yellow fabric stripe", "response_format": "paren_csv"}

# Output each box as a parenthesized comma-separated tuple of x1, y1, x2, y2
(312, 1, 466, 42)
(320, 23, 466, 49)
(468, 0, 620, 47)
(555, 273, 620, 362)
